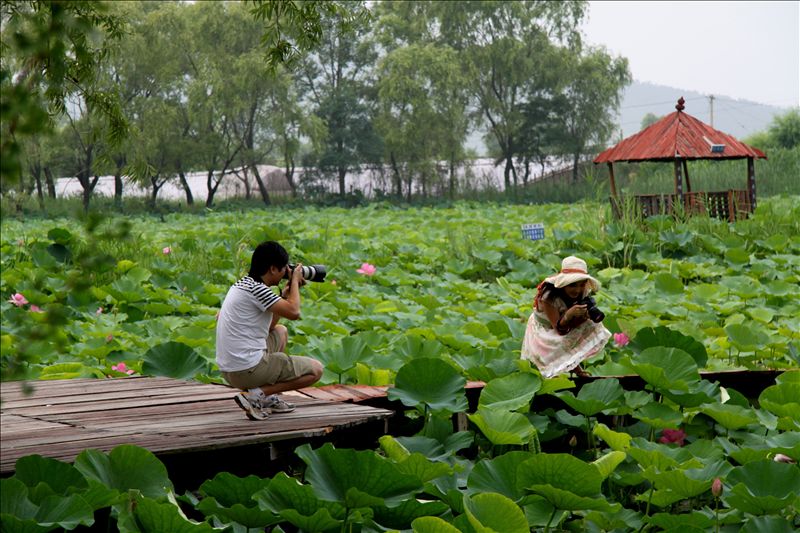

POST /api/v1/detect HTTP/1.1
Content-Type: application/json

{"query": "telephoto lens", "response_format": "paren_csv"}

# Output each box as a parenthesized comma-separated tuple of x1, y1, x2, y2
(284, 264, 327, 282)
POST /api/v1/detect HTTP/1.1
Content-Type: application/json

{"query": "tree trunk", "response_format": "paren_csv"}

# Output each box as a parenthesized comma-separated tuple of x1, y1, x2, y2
(572, 151, 580, 183)
(31, 163, 44, 207)
(503, 155, 513, 192)
(338, 165, 346, 196)
(390, 152, 402, 197)
(114, 172, 123, 209)
(449, 155, 456, 199)
(43, 167, 56, 198)
(149, 174, 161, 209)
(205, 170, 217, 208)
(251, 164, 271, 206)
(178, 170, 194, 206)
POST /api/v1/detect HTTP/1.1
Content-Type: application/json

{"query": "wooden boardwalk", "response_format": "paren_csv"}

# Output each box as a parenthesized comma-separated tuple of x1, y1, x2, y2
(0, 377, 394, 474)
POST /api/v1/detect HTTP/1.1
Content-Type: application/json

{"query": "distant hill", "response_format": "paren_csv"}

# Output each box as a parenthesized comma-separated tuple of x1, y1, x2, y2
(616, 81, 791, 139)
(466, 81, 792, 155)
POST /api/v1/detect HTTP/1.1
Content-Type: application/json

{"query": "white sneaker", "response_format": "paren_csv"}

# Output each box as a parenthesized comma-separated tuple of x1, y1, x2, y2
(262, 394, 295, 414)
(234, 392, 269, 420)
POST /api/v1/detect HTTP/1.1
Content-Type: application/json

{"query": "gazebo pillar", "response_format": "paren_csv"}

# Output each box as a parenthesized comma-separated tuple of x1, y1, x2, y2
(673, 158, 684, 205)
(607, 162, 618, 197)
(747, 156, 756, 211)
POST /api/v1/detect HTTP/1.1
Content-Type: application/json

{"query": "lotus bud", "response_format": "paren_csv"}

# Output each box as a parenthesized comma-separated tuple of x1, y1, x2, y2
(568, 435, 578, 447)
(711, 477, 723, 498)
(773, 453, 796, 464)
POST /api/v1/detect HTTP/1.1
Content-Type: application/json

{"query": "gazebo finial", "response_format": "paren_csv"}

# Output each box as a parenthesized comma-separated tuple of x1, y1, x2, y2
(676, 97, 685, 111)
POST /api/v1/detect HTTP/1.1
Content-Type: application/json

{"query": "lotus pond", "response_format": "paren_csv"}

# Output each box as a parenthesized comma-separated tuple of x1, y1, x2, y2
(1, 197, 799, 531)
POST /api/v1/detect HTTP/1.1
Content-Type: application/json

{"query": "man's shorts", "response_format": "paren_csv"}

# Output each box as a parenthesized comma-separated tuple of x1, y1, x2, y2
(221, 329, 317, 390)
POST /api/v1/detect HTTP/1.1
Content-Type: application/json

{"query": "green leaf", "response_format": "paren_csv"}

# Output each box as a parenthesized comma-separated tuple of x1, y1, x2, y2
(633, 403, 683, 429)
(142, 342, 207, 379)
(555, 378, 624, 416)
(15, 455, 88, 495)
(412, 516, 462, 533)
(653, 273, 684, 294)
(33, 494, 94, 530)
(759, 383, 800, 420)
(528, 484, 619, 511)
(479, 373, 541, 412)
(631, 326, 708, 368)
(468, 407, 536, 446)
(467, 451, 534, 502)
(593, 423, 632, 451)
(725, 459, 800, 515)
(128, 497, 216, 532)
(699, 403, 760, 430)
(518, 453, 602, 497)
(622, 347, 699, 392)
(741, 516, 797, 533)
(388, 358, 468, 415)
(296, 443, 422, 509)
(74, 445, 173, 499)
(592, 451, 627, 480)
(725, 323, 769, 349)
(464, 492, 528, 533)
(255, 472, 345, 526)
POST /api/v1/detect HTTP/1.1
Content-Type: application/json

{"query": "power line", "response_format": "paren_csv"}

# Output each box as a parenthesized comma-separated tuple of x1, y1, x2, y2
(619, 96, 705, 110)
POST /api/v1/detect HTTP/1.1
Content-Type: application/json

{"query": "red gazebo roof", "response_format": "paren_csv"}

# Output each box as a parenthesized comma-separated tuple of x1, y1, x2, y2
(594, 98, 767, 164)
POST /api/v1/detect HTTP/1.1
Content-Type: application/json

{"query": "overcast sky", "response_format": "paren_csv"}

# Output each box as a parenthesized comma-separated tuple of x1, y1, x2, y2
(580, 1, 799, 107)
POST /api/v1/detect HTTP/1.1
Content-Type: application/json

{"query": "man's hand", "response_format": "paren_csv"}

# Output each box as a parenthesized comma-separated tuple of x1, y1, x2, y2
(291, 262, 306, 286)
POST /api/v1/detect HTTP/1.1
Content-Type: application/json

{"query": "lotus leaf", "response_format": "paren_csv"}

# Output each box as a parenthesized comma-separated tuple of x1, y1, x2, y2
(467, 451, 533, 501)
(699, 403, 761, 430)
(726, 459, 800, 505)
(633, 402, 683, 429)
(592, 451, 626, 480)
(622, 347, 699, 392)
(468, 407, 537, 446)
(198, 472, 271, 509)
(14, 456, 88, 496)
(518, 453, 602, 497)
(741, 515, 797, 533)
(631, 326, 708, 367)
(74, 445, 173, 499)
(254, 472, 345, 525)
(195, 497, 281, 529)
(525, 484, 619, 512)
(653, 272, 684, 294)
(725, 323, 769, 349)
(555, 378, 624, 416)
(479, 373, 541, 412)
(647, 512, 713, 530)
(388, 358, 468, 414)
(125, 497, 216, 533)
(662, 379, 719, 407)
(593, 423, 632, 451)
(394, 436, 449, 462)
(463, 492, 528, 533)
(411, 516, 462, 533)
(296, 443, 422, 509)
(141, 342, 207, 379)
(759, 383, 800, 420)
(372, 498, 449, 530)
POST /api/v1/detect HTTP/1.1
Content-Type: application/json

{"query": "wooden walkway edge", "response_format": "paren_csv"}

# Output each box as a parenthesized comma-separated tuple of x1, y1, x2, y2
(0, 377, 396, 474)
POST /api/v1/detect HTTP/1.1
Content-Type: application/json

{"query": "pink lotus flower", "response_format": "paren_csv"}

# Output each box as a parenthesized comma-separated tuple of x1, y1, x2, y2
(613, 332, 630, 347)
(659, 428, 687, 446)
(96, 307, 104, 315)
(8, 293, 28, 306)
(356, 263, 376, 276)
(111, 363, 135, 375)
(331, 280, 337, 285)
(29, 305, 43, 313)
(711, 477, 723, 498)
(773, 453, 797, 464)
(105, 334, 114, 343)
(162, 246, 172, 255)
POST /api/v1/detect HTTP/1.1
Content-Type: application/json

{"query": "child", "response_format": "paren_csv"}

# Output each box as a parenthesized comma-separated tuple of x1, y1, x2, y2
(521, 256, 611, 378)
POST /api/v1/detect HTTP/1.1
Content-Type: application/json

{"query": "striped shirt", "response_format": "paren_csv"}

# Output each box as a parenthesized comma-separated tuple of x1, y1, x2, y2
(215, 276, 281, 372)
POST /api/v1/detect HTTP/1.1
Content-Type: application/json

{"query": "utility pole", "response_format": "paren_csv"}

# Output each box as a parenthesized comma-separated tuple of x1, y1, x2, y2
(709, 94, 715, 127)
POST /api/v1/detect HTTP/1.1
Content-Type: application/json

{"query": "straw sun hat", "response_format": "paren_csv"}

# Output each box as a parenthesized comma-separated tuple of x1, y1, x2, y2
(543, 256, 601, 292)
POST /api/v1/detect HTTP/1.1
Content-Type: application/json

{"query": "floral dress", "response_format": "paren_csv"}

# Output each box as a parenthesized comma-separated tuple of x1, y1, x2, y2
(520, 290, 610, 378)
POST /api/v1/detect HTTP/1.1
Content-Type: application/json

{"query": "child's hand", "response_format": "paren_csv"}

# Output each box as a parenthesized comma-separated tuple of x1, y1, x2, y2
(565, 304, 588, 321)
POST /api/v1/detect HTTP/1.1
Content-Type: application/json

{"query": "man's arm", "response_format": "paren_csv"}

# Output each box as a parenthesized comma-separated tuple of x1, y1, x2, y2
(269, 262, 304, 323)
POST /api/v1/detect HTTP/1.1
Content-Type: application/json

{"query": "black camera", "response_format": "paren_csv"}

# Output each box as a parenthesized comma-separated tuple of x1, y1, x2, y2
(284, 264, 327, 282)
(578, 296, 605, 323)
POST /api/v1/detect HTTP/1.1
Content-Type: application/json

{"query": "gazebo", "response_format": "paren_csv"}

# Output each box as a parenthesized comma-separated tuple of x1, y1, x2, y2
(594, 97, 767, 221)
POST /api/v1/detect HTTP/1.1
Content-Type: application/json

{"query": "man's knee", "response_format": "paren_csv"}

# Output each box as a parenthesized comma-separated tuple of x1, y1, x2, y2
(310, 359, 324, 381)
(273, 324, 288, 347)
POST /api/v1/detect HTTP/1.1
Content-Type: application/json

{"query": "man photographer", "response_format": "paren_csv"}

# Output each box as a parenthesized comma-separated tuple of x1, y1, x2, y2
(216, 241, 323, 420)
